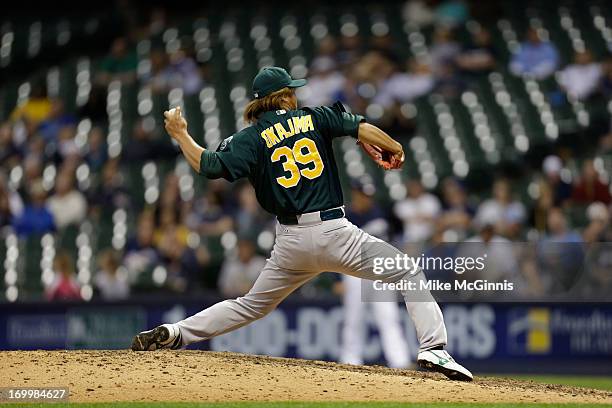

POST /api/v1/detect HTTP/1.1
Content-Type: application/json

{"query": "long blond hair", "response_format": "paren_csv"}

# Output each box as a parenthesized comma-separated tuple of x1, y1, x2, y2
(243, 87, 296, 123)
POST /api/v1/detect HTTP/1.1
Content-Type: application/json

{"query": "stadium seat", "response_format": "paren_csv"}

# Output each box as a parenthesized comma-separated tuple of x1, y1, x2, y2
(19, 235, 45, 296)
(57, 225, 79, 260)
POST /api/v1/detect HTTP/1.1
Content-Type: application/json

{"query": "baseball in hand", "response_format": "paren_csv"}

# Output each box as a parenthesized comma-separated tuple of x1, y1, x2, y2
(164, 106, 188, 140)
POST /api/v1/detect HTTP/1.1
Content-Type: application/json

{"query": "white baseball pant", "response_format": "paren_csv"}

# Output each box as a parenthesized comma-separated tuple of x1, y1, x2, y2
(175, 216, 447, 353)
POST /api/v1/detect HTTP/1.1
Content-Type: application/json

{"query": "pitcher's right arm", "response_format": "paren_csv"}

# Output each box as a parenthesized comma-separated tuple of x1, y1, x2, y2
(164, 107, 226, 179)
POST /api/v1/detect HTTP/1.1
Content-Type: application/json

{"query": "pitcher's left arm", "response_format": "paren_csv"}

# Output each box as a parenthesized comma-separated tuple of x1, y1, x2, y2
(356, 122, 405, 170)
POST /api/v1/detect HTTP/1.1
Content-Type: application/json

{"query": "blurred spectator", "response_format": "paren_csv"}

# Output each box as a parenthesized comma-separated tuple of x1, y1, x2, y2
(179, 244, 212, 292)
(145, 48, 202, 95)
(154, 173, 206, 287)
(583, 202, 610, 243)
(38, 99, 77, 143)
(434, 61, 466, 98)
(24, 134, 46, 162)
(585, 202, 612, 293)
(189, 180, 234, 237)
(558, 50, 603, 101)
(154, 206, 187, 247)
(402, 0, 435, 28)
(22, 156, 44, 188)
(337, 50, 394, 114)
(157, 173, 181, 215)
(537, 208, 584, 293)
(45, 251, 82, 301)
(542, 155, 572, 206)
(235, 183, 272, 236)
(587, 243, 612, 295)
(456, 28, 496, 77)
(0, 173, 23, 228)
(147, 7, 168, 37)
(571, 159, 611, 205)
(298, 57, 346, 107)
(0, 123, 20, 169)
(56, 125, 80, 161)
(336, 70, 367, 114)
(337, 34, 363, 68)
(12, 180, 55, 237)
(510, 28, 560, 79)
(9, 83, 52, 126)
(154, 208, 190, 292)
(474, 179, 526, 238)
(96, 37, 138, 85)
(430, 27, 461, 75)
(218, 237, 266, 297)
(85, 127, 108, 172)
(144, 48, 170, 92)
(89, 158, 130, 213)
(353, 50, 395, 87)
(47, 170, 87, 229)
(437, 178, 474, 241)
(434, 0, 469, 27)
(394, 179, 441, 244)
(370, 33, 402, 65)
(346, 181, 389, 239)
(461, 224, 521, 286)
(542, 207, 583, 241)
(603, 57, 612, 97)
(530, 180, 555, 233)
(122, 119, 177, 163)
(94, 250, 130, 301)
(0, 190, 11, 229)
(420, 225, 456, 282)
(313, 36, 339, 64)
(430, 27, 465, 97)
(164, 49, 203, 95)
(124, 211, 160, 277)
(374, 59, 434, 108)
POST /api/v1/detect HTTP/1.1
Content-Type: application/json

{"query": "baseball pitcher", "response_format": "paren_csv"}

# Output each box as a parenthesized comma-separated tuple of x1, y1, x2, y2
(131, 66, 473, 381)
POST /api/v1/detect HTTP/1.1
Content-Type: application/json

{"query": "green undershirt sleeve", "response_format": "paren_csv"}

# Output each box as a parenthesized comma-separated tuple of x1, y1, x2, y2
(199, 150, 225, 179)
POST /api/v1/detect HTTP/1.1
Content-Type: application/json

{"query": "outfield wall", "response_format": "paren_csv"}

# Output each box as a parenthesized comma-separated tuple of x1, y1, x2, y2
(1, 298, 611, 374)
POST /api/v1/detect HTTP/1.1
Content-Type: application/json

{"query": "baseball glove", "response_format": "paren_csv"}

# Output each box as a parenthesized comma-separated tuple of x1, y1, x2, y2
(358, 140, 405, 170)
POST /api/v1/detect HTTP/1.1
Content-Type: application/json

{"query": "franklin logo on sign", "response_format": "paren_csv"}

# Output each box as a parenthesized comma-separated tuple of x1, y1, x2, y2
(507, 308, 551, 355)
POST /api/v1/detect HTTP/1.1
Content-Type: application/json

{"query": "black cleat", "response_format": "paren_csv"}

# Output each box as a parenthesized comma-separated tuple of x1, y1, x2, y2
(131, 324, 182, 351)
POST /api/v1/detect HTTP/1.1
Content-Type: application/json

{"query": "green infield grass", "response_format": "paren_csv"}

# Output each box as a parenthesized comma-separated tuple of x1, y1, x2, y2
(506, 375, 612, 392)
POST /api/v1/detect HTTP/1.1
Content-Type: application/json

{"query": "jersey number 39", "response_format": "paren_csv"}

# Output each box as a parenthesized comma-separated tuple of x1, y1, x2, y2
(271, 138, 324, 188)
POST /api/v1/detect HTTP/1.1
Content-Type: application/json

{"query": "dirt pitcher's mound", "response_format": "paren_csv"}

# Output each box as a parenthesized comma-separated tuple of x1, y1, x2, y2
(1, 350, 611, 404)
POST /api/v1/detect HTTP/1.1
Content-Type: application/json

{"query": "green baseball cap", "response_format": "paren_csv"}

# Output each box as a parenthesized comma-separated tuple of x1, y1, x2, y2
(252, 67, 307, 99)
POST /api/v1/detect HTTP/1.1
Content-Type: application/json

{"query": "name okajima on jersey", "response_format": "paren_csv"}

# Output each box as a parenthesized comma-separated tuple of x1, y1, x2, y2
(214, 104, 364, 217)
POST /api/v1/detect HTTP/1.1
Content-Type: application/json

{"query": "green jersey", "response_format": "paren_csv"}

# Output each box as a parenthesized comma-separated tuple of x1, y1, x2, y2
(215, 104, 364, 217)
